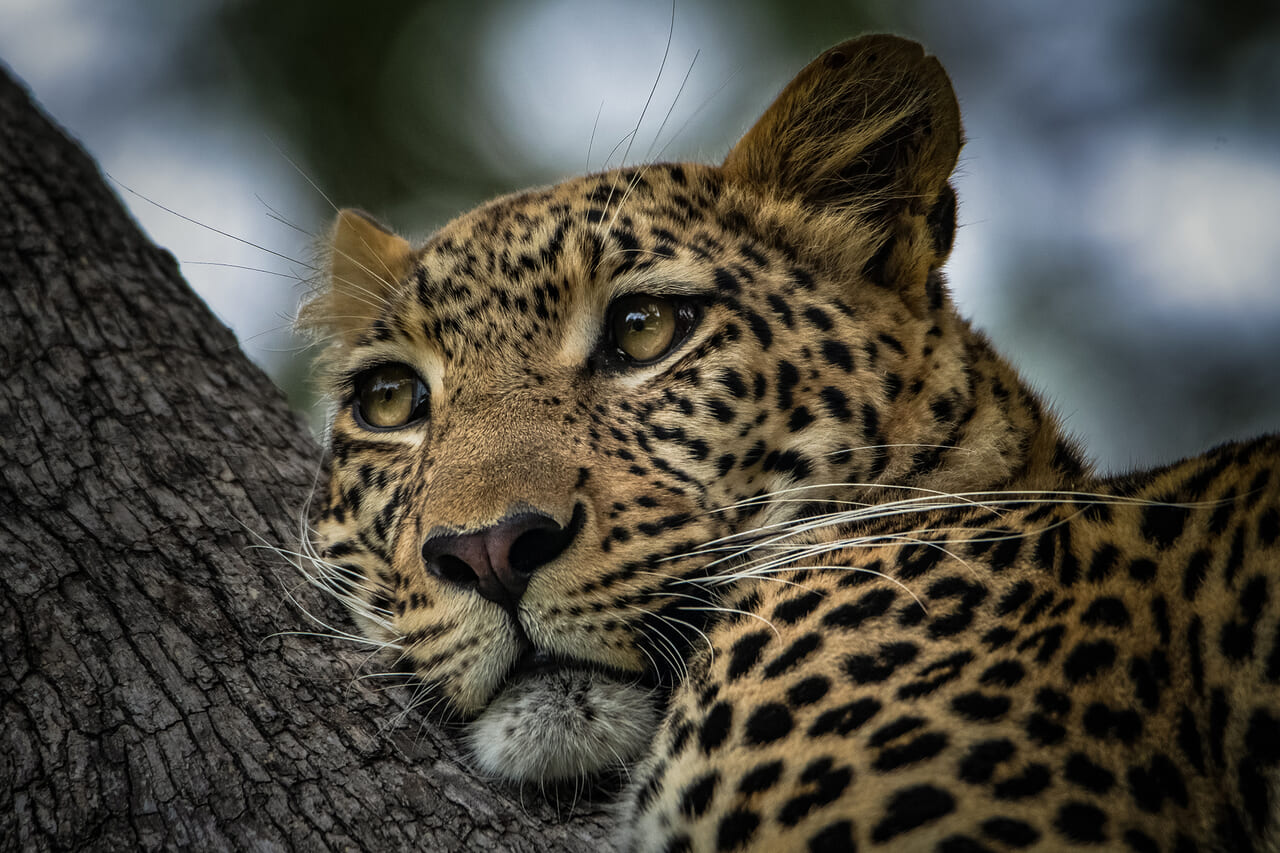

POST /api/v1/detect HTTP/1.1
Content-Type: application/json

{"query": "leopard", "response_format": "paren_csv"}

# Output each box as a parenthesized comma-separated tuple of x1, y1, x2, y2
(297, 34, 1280, 852)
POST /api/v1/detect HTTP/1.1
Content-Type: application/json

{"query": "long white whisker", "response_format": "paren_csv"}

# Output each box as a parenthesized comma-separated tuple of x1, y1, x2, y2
(586, 100, 605, 172)
(110, 176, 317, 270)
(600, 0, 675, 222)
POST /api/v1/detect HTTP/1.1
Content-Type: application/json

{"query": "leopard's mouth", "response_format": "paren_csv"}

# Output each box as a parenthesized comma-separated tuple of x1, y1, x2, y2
(465, 646, 662, 783)
(504, 647, 658, 691)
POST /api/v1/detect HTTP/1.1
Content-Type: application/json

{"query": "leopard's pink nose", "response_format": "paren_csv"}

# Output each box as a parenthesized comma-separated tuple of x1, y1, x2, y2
(421, 507, 580, 606)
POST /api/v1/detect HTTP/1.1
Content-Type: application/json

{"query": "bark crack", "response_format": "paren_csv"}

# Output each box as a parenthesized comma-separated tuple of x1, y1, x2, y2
(0, 65, 615, 851)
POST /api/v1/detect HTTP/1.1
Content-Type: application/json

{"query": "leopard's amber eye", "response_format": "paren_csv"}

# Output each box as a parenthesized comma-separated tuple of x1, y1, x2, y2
(353, 363, 429, 429)
(610, 295, 679, 363)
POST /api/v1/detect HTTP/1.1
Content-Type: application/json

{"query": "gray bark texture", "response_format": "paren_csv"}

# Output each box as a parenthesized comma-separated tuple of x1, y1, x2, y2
(0, 66, 614, 851)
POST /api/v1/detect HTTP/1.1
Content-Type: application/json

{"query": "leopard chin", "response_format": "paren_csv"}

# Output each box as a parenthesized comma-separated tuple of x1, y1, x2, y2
(466, 667, 659, 784)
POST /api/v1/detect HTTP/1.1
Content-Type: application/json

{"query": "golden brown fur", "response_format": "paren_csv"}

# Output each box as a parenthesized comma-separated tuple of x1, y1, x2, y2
(298, 35, 1280, 851)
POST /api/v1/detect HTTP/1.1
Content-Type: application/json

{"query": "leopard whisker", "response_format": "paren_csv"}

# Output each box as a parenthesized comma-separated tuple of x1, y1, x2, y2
(645, 56, 741, 169)
(585, 99, 605, 173)
(647, 622, 694, 683)
(691, 507, 1110, 600)
(633, 585, 779, 635)
(696, 561, 930, 616)
(681, 488, 1221, 565)
(641, 46, 700, 167)
(604, 40, 700, 234)
(354, 672, 419, 693)
(182, 260, 308, 281)
(600, 0, 674, 225)
(675, 603, 781, 636)
(324, 259, 399, 308)
(110, 175, 318, 272)
(693, 521, 1031, 578)
(630, 641, 667, 685)
(271, 146, 409, 302)
(242, 513, 403, 650)
(285, 540, 399, 631)
(691, 478, 991, 525)
(625, 601, 701, 681)
(254, 191, 313, 237)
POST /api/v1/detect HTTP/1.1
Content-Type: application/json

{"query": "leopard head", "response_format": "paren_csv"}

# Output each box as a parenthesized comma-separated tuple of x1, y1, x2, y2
(299, 35, 1074, 784)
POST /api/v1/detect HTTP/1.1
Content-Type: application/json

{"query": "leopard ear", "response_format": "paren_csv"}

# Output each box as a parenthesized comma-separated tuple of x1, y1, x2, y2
(722, 35, 961, 313)
(298, 208, 413, 345)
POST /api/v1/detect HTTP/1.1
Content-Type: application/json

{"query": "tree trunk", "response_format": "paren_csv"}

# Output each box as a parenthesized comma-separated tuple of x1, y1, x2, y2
(0, 67, 614, 851)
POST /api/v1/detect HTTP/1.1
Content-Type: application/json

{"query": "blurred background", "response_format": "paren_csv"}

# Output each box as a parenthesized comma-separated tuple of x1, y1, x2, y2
(1, 0, 1277, 472)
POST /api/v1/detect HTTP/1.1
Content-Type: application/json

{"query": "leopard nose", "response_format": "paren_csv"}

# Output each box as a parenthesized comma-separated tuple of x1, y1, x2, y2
(421, 506, 583, 605)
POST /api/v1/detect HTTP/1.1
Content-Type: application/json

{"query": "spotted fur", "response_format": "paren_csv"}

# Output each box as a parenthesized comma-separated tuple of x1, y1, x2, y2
(299, 35, 1280, 851)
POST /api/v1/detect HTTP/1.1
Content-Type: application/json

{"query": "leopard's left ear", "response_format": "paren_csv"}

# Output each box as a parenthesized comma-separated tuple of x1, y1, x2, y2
(298, 208, 414, 347)
(722, 35, 961, 314)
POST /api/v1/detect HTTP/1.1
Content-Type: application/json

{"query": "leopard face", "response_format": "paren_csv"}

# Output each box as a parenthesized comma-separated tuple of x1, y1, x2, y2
(298, 34, 1280, 852)
(300, 38, 1080, 784)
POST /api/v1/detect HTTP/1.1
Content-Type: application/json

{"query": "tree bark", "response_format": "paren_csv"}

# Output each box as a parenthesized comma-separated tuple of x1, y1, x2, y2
(0, 67, 614, 851)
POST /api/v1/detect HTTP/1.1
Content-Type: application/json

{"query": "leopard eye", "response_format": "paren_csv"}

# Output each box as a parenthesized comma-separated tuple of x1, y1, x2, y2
(353, 363, 429, 430)
(608, 295, 697, 365)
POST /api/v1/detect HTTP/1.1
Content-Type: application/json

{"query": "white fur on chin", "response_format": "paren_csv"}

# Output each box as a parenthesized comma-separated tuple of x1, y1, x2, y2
(467, 668, 659, 783)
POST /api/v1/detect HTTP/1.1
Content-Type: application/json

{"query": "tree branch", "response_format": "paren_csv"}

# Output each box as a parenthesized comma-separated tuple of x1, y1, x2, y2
(0, 65, 613, 851)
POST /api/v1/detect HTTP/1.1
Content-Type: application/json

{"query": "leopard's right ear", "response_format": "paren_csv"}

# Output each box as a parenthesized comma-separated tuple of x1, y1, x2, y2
(722, 35, 962, 315)
(298, 208, 413, 346)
